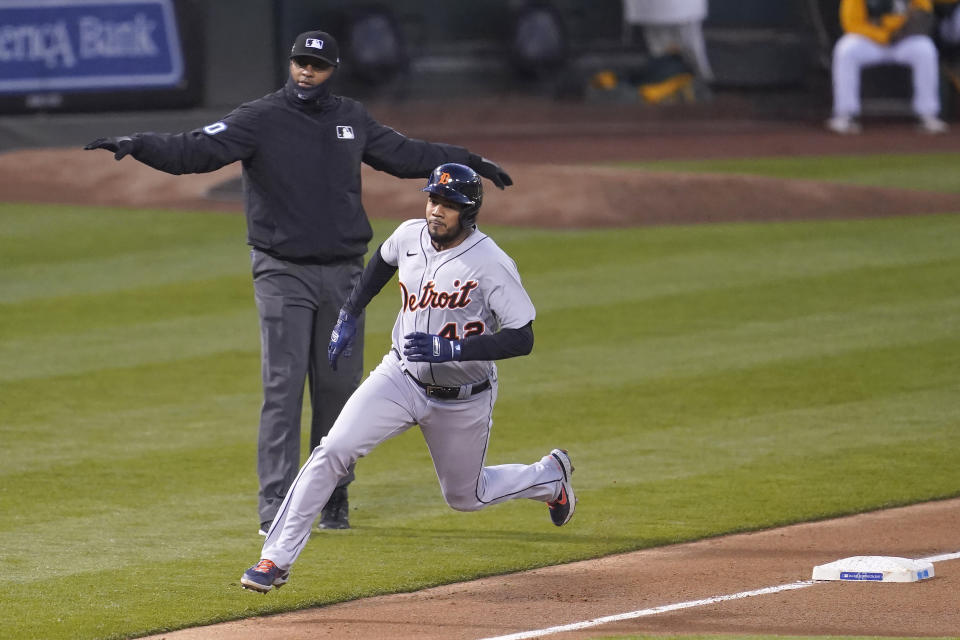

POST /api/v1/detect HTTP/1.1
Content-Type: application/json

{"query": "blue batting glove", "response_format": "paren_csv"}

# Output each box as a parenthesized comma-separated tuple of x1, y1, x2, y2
(328, 309, 358, 370)
(403, 332, 462, 363)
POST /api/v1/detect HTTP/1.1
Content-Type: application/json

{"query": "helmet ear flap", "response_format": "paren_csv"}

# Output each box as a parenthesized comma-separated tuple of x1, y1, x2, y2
(459, 202, 480, 228)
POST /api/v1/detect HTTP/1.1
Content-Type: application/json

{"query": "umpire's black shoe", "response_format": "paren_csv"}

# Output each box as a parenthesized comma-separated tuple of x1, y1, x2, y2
(318, 485, 350, 530)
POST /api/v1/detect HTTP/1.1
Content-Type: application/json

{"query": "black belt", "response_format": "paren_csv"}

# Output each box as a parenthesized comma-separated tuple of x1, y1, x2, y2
(393, 349, 490, 400)
(404, 371, 491, 400)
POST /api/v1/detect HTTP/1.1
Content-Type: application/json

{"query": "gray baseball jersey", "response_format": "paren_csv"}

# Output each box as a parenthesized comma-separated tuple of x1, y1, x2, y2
(260, 221, 563, 570)
(383, 219, 536, 386)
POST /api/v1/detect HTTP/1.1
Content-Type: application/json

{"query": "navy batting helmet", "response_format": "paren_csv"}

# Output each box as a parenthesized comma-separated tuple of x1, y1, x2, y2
(422, 163, 483, 228)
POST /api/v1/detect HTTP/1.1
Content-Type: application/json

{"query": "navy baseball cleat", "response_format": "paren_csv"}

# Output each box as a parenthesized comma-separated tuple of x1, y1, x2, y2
(241, 559, 289, 593)
(547, 448, 576, 526)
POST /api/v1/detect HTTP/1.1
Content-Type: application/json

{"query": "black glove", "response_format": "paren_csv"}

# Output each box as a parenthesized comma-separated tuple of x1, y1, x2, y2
(403, 332, 461, 363)
(83, 136, 139, 160)
(328, 309, 358, 370)
(467, 153, 513, 190)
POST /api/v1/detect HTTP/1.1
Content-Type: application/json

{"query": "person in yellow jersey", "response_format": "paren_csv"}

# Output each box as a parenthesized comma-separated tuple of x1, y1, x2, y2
(827, 0, 949, 134)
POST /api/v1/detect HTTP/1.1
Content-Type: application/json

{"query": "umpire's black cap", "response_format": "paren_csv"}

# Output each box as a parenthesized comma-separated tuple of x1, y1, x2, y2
(290, 30, 340, 67)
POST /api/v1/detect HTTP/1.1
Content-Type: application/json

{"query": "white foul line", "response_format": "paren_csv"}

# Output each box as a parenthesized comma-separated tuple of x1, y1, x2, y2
(920, 550, 960, 564)
(477, 581, 815, 640)
(478, 550, 960, 640)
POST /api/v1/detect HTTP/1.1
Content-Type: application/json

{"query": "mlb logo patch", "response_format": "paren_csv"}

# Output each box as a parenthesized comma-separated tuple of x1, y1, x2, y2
(337, 126, 355, 139)
(305, 38, 324, 50)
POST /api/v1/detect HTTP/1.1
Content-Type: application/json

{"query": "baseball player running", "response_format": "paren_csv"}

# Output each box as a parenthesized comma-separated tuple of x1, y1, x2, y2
(241, 163, 576, 593)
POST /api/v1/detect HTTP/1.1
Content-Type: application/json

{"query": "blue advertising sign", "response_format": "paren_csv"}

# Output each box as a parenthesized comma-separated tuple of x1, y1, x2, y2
(0, 0, 184, 94)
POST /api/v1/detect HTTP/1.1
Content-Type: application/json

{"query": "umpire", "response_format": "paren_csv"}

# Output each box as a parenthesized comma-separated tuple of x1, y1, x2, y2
(84, 29, 513, 534)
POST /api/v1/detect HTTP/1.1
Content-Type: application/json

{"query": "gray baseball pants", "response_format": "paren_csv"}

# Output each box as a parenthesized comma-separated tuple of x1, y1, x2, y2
(251, 248, 364, 526)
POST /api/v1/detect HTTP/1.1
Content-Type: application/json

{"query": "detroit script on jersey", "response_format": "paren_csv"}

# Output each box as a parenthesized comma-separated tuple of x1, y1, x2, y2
(381, 219, 536, 386)
(401, 279, 479, 312)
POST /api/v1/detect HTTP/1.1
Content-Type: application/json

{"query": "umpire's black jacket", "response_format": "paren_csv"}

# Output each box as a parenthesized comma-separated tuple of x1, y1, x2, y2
(129, 81, 471, 262)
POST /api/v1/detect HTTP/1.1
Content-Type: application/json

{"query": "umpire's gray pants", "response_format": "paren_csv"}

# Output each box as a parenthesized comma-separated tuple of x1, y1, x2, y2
(251, 248, 364, 526)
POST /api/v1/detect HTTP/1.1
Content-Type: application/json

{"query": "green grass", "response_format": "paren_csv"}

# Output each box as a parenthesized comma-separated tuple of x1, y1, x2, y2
(2, 156, 960, 640)
(624, 151, 960, 192)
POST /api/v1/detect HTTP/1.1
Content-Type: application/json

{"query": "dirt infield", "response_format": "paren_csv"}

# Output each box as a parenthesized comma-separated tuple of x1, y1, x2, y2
(5, 102, 960, 639)
(5, 105, 960, 227)
(144, 499, 960, 640)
